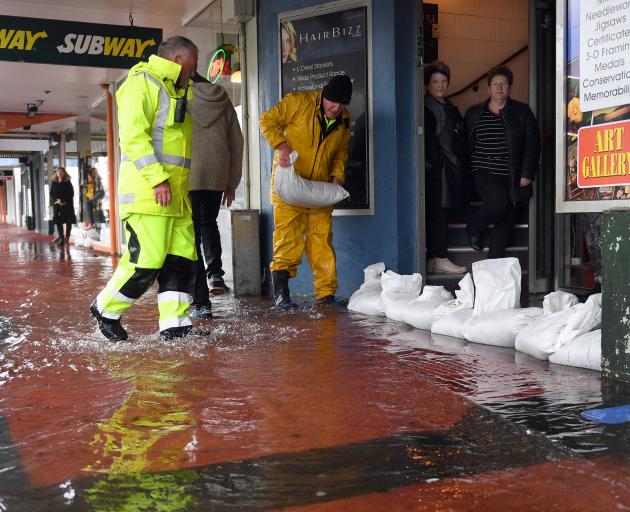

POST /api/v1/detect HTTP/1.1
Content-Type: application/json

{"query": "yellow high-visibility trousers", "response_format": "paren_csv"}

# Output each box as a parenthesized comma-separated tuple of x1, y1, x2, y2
(270, 202, 337, 299)
(94, 207, 196, 332)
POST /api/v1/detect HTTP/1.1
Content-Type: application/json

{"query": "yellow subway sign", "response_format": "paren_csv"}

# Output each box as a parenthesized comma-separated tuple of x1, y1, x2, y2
(0, 15, 161, 69)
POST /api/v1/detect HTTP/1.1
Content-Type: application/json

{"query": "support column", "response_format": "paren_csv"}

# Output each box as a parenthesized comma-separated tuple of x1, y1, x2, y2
(601, 208, 630, 382)
(102, 84, 119, 255)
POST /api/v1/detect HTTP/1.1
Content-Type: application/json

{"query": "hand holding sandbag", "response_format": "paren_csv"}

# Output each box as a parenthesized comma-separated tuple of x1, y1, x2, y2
(274, 151, 349, 207)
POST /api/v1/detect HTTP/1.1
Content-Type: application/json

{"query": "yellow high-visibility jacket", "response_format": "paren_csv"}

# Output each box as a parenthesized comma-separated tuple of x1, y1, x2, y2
(116, 54, 193, 219)
(259, 90, 351, 206)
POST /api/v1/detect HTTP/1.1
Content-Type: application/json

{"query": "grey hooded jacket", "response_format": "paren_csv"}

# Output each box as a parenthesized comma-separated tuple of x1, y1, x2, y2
(189, 82, 244, 192)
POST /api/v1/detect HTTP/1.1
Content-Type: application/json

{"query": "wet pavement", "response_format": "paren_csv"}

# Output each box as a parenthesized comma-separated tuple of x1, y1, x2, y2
(1, 224, 630, 511)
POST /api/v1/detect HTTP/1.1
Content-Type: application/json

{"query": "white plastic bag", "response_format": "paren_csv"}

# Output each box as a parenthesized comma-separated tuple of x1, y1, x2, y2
(549, 329, 601, 371)
(516, 293, 602, 360)
(462, 307, 543, 347)
(381, 271, 422, 322)
(363, 262, 386, 283)
(543, 291, 579, 315)
(347, 280, 384, 316)
(472, 258, 521, 316)
(348, 262, 387, 316)
(400, 286, 452, 330)
(431, 308, 474, 339)
(431, 273, 475, 322)
(557, 293, 602, 347)
(274, 151, 349, 207)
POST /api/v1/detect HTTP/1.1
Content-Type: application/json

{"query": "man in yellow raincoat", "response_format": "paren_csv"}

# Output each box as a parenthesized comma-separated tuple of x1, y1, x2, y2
(90, 36, 198, 341)
(260, 75, 352, 308)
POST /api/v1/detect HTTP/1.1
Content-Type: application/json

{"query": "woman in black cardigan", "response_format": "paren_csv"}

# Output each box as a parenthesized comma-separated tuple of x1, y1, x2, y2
(50, 166, 76, 246)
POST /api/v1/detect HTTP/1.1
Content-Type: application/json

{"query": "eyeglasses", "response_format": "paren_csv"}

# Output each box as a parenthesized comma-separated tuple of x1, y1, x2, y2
(490, 82, 510, 89)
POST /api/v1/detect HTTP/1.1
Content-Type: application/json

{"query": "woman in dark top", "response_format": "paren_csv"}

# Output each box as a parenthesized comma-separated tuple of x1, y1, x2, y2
(50, 166, 76, 246)
(424, 61, 467, 274)
(464, 65, 540, 259)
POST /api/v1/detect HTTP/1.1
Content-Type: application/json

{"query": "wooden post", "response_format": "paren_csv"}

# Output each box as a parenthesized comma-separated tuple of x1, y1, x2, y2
(101, 84, 118, 255)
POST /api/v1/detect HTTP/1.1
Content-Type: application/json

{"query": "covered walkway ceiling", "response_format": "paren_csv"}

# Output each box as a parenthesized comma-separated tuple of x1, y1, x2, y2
(0, 0, 219, 136)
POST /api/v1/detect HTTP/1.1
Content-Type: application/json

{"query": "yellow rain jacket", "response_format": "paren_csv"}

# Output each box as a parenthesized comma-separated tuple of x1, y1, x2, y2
(116, 54, 192, 219)
(259, 90, 351, 206)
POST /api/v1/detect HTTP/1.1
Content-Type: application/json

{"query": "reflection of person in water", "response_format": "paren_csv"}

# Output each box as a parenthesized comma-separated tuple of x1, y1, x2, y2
(281, 21, 298, 64)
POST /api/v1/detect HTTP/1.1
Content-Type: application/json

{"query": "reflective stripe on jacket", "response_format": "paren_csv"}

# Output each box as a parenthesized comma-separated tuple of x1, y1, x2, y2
(116, 54, 193, 218)
(259, 90, 351, 207)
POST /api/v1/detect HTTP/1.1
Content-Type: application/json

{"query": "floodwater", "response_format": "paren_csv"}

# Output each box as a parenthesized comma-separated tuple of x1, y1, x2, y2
(1, 225, 630, 511)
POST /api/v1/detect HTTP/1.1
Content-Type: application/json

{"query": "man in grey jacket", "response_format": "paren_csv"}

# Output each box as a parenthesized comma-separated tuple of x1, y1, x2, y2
(188, 76, 244, 319)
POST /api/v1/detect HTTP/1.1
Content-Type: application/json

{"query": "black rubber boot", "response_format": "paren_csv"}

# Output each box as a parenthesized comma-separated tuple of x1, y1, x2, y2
(90, 301, 128, 342)
(159, 326, 193, 340)
(271, 270, 298, 310)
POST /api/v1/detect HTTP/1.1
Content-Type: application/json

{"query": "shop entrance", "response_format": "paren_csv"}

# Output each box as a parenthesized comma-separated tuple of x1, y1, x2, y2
(420, 1, 557, 300)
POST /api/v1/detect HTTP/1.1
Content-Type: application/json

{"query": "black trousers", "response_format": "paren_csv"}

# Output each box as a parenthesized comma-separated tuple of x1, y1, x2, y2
(190, 190, 224, 305)
(467, 172, 517, 259)
(426, 173, 449, 259)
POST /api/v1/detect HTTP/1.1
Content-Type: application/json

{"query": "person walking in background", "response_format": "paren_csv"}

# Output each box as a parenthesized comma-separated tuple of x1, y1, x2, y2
(464, 66, 540, 258)
(424, 61, 467, 275)
(90, 36, 198, 342)
(187, 75, 244, 320)
(83, 167, 104, 228)
(50, 166, 76, 247)
(260, 75, 352, 309)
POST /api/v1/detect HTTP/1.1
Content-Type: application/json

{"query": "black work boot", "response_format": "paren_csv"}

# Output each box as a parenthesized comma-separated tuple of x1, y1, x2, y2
(90, 301, 128, 342)
(271, 270, 298, 310)
(316, 295, 348, 307)
(159, 326, 193, 340)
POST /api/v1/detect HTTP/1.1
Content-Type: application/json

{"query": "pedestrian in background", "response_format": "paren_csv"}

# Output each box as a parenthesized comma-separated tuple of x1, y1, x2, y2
(50, 166, 76, 247)
(465, 65, 540, 258)
(90, 36, 198, 342)
(260, 75, 352, 308)
(187, 75, 244, 319)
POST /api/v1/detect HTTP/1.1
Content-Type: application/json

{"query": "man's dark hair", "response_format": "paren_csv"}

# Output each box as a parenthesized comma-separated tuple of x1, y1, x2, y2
(487, 65, 513, 86)
(158, 36, 198, 59)
(424, 60, 451, 85)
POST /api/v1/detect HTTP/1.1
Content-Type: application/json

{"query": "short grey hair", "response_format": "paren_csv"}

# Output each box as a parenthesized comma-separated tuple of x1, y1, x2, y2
(158, 36, 198, 59)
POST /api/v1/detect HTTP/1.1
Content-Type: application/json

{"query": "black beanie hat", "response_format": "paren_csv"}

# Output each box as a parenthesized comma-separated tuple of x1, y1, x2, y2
(322, 75, 353, 105)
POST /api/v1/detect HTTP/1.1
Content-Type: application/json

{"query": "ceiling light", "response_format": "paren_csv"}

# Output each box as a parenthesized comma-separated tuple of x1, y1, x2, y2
(26, 103, 38, 118)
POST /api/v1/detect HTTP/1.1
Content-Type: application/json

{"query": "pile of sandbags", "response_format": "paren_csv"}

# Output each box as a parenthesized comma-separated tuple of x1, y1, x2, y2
(346, 260, 603, 371)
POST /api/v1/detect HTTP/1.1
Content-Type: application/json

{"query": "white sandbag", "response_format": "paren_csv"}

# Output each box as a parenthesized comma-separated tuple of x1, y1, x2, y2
(363, 262, 386, 283)
(431, 273, 475, 322)
(557, 293, 602, 346)
(543, 290, 579, 314)
(431, 308, 474, 339)
(274, 151, 349, 207)
(472, 257, 521, 316)
(347, 262, 387, 316)
(381, 271, 422, 322)
(400, 286, 453, 330)
(549, 329, 601, 371)
(462, 307, 543, 348)
(515, 307, 576, 360)
(348, 281, 384, 316)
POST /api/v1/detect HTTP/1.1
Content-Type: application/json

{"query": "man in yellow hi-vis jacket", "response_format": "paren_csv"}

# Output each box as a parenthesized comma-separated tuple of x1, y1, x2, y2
(260, 75, 352, 309)
(90, 36, 199, 341)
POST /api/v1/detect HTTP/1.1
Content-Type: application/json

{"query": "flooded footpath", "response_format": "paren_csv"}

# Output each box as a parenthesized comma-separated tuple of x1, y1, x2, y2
(1, 224, 630, 511)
